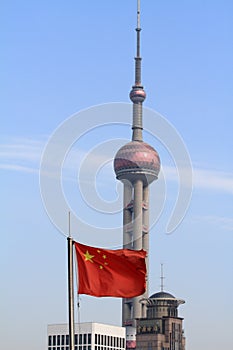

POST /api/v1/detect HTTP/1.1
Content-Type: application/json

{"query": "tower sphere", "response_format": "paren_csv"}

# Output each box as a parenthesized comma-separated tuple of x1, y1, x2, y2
(130, 87, 146, 103)
(114, 141, 160, 185)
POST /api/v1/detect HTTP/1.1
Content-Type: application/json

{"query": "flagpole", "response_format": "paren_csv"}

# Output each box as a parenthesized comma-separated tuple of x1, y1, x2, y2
(68, 212, 75, 350)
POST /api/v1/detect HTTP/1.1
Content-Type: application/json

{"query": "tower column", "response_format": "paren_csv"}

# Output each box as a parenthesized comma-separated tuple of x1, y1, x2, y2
(142, 185, 149, 317)
(132, 179, 143, 323)
(132, 102, 143, 141)
(122, 180, 133, 326)
(123, 180, 133, 249)
(133, 179, 143, 251)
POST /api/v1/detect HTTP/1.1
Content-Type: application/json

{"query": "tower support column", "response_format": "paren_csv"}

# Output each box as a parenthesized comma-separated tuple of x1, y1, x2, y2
(142, 185, 149, 317)
(133, 179, 143, 251)
(123, 180, 133, 249)
(122, 180, 133, 325)
(132, 179, 143, 323)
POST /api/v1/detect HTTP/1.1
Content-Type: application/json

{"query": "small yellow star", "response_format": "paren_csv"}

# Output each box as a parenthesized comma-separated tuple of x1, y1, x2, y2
(84, 250, 94, 263)
(103, 254, 107, 259)
(97, 250, 101, 253)
(99, 265, 103, 270)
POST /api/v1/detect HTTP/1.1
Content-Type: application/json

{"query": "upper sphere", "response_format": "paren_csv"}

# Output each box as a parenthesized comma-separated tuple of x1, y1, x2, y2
(130, 88, 146, 103)
(114, 141, 160, 184)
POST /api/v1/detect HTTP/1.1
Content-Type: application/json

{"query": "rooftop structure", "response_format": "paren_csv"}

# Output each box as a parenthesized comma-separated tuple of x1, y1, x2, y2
(47, 323, 125, 350)
(136, 291, 185, 350)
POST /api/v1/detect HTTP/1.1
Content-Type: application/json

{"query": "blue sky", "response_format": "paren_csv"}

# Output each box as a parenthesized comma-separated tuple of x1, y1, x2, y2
(1, 1, 233, 350)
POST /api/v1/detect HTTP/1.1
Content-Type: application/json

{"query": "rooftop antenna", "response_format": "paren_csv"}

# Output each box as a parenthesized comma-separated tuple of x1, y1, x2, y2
(160, 263, 165, 292)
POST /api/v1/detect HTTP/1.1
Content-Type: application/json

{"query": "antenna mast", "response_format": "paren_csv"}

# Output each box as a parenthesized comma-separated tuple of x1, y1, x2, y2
(130, 0, 146, 142)
(160, 263, 165, 292)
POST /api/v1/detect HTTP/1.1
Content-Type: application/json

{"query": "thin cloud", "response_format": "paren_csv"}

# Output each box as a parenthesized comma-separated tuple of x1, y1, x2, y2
(162, 165, 233, 195)
(1, 137, 233, 196)
(193, 215, 233, 231)
(0, 137, 46, 173)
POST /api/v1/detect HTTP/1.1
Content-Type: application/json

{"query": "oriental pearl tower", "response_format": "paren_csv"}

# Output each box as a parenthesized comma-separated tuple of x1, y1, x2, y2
(114, 1, 160, 347)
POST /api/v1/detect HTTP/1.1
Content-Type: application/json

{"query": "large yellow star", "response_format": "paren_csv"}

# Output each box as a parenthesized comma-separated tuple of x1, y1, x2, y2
(84, 250, 94, 263)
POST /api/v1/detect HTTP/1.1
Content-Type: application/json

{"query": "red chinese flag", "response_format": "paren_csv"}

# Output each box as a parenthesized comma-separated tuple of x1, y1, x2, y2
(74, 241, 147, 298)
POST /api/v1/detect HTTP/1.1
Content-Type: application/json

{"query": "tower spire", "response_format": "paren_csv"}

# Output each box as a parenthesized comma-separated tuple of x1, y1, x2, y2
(135, 0, 141, 85)
(130, 0, 146, 142)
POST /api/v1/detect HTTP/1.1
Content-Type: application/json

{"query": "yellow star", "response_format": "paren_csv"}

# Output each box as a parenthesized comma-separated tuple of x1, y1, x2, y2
(103, 254, 107, 259)
(97, 250, 101, 253)
(84, 250, 94, 263)
(99, 265, 103, 270)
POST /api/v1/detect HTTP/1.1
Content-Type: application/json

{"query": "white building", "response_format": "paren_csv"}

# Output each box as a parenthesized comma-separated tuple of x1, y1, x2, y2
(47, 322, 126, 350)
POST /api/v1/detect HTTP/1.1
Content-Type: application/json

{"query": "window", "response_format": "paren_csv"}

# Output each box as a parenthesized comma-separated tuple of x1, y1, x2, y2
(88, 334, 91, 344)
(53, 335, 56, 345)
(48, 336, 52, 346)
(95, 334, 98, 344)
(57, 335, 60, 346)
(66, 335, 69, 345)
(84, 334, 87, 344)
(62, 335, 65, 345)
(75, 334, 78, 345)
(79, 334, 83, 344)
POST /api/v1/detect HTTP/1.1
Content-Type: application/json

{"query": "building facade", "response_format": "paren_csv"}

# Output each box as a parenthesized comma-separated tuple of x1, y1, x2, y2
(47, 323, 125, 350)
(136, 291, 185, 350)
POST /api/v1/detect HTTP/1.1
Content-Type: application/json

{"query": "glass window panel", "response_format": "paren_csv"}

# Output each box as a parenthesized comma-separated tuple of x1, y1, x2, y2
(75, 334, 78, 345)
(66, 335, 69, 345)
(62, 335, 65, 345)
(53, 336, 56, 345)
(84, 334, 87, 344)
(79, 334, 83, 344)
(57, 335, 60, 346)
(88, 333, 91, 344)
(48, 336, 52, 346)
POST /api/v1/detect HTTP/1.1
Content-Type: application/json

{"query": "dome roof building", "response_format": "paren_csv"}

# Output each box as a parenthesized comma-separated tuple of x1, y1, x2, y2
(136, 289, 186, 350)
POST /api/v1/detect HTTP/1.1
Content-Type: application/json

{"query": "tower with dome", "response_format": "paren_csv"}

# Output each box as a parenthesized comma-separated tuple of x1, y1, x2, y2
(114, 0, 160, 331)
(114, 1, 185, 349)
